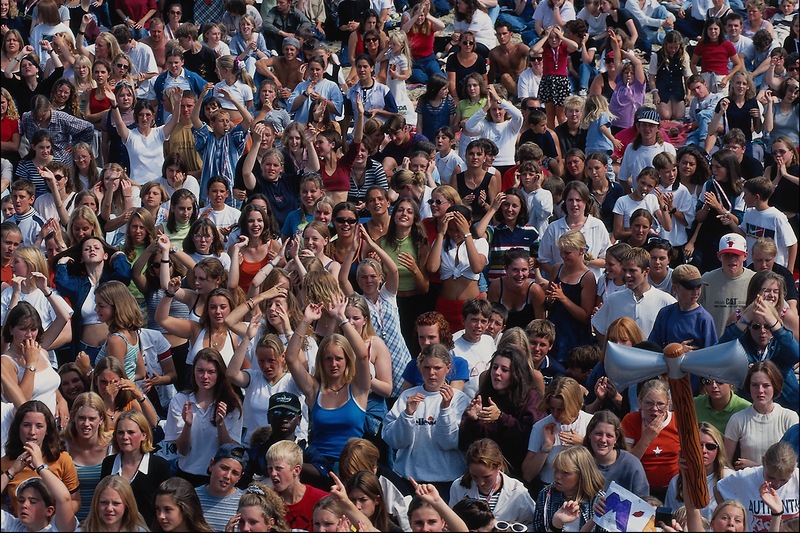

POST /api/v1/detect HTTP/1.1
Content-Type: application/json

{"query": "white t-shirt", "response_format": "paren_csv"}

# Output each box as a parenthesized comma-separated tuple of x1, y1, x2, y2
(617, 142, 677, 187)
(440, 237, 489, 282)
(214, 79, 254, 110)
(124, 126, 168, 185)
(538, 215, 611, 282)
(527, 410, 594, 484)
(199, 205, 242, 230)
(453, 9, 497, 49)
(612, 193, 662, 230)
(739, 206, 798, 268)
(591, 286, 677, 337)
(656, 183, 695, 246)
(716, 465, 800, 532)
(452, 332, 496, 400)
(724, 404, 799, 465)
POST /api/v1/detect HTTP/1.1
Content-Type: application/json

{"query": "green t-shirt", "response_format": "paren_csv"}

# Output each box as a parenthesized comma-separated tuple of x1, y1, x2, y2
(694, 392, 752, 435)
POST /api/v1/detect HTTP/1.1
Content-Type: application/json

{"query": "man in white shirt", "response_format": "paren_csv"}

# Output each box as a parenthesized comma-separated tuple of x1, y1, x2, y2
(112, 25, 159, 98)
(592, 247, 677, 344)
(452, 298, 496, 400)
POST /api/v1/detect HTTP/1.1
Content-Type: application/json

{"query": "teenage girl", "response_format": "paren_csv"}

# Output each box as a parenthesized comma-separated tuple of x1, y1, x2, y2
(281, 174, 325, 239)
(378, 30, 416, 126)
(649, 31, 691, 120)
(214, 55, 255, 124)
(690, 17, 743, 93)
(416, 74, 457, 142)
(160, 189, 198, 248)
(596, 242, 631, 307)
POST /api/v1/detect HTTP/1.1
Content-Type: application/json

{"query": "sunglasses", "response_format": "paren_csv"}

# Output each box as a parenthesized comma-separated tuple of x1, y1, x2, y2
(335, 217, 358, 225)
(149, 262, 162, 269)
(525, 106, 538, 111)
(365, 37, 379, 43)
(701, 378, 722, 386)
(270, 408, 297, 418)
(529, 56, 543, 62)
(427, 198, 447, 206)
(170, 9, 182, 14)
(750, 323, 771, 331)
(701, 442, 719, 451)
(462, 40, 475, 45)
(53, 174, 66, 181)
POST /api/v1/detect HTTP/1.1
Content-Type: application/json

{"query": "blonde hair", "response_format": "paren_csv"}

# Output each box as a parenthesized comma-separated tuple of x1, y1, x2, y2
(72, 55, 95, 88)
(346, 294, 377, 339)
(711, 500, 747, 527)
(112, 410, 155, 453)
(552, 447, 605, 502)
(14, 246, 49, 285)
(81, 475, 147, 531)
(63, 392, 112, 447)
(314, 334, 357, 388)
(266, 440, 303, 468)
(1, 88, 19, 120)
(66, 206, 103, 246)
(387, 29, 412, 64)
(557, 230, 593, 262)
(581, 94, 616, 129)
(95, 280, 145, 332)
(339, 438, 380, 481)
(637, 378, 671, 405)
(538, 377, 584, 422)
(95, 32, 122, 61)
(301, 268, 343, 307)
(216, 54, 255, 91)
(237, 483, 289, 531)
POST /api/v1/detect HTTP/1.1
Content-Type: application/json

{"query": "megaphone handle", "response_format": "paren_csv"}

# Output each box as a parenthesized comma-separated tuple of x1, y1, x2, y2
(668, 375, 710, 510)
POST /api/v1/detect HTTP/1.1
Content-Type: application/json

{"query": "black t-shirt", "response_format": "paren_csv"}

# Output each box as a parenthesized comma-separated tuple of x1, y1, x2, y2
(336, 0, 370, 41)
(740, 154, 764, 179)
(714, 98, 760, 142)
(569, 36, 598, 72)
(554, 122, 587, 155)
(184, 44, 219, 83)
(379, 132, 429, 166)
(446, 53, 488, 98)
(605, 8, 644, 45)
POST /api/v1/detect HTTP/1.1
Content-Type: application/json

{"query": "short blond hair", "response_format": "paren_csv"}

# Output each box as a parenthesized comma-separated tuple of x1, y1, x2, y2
(266, 440, 303, 468)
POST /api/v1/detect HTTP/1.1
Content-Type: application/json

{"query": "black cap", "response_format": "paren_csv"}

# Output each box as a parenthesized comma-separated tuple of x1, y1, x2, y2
(213, 443, 249, 467)
(269, 392, 302, 414)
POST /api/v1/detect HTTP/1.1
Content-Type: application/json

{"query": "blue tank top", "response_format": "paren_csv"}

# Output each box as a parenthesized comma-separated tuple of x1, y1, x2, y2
(309, 385, 366, 459)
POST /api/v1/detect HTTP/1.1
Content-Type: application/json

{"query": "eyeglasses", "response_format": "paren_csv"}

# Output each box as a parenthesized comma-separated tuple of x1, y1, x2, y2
(193, 233, 213, 240)
(701, 378, 722, 386)
(137, 112, 153, 118)
(427, 198, 446, 206)
(149, 263, 162, 269)
(270, 408, 296, 418)
(115, 63, 130, 70)
(772, 149, 789, 155)
(365, 37, 379, 43)
(701, 442, 720, 451)
(335, 217, 357, 225)
(788, 66, 800, 72)
(525, 106, 538, 111)
(642, 400, 668, 410)
(461, 40, 475, 46)
(529, 56, 543, 62)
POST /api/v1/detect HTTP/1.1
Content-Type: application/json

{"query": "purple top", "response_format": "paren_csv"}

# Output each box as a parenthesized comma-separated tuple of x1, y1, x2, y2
(609, 74, 645, 129)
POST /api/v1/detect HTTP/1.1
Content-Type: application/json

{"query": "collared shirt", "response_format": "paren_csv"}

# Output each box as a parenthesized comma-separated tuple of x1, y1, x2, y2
(20, 110, 94, 165)
(109, 452, 152, 480)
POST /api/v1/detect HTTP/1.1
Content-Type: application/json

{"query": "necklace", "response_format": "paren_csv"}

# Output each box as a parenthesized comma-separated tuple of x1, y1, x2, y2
(551, 45, 560, 70)
(210, 330, 226, 349)
(327, 383, 347, 395)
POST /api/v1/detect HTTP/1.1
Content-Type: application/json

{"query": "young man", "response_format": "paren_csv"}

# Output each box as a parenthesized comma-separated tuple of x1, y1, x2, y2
(525, 318, 566, 388)
(261, 0, 315, 52)
(591, 247, 677, 344)
(721, 129, 764, 179)
(266, 440, 328, 531)
(685, 74, 724, 146)
(649, 263, 718, 350)
(161, 91, 203, 179)
(518, 160, 553, 238)
(195, 443, 247, 531)
(725, 14, 753, 55)
(645, 237, 673, 293)
(9, 179, 45, 246)
(452, 298, 497, 400)
(485, 302, 508, 343)
(380, 114, 429, 176)
(255, 36, 305, 101)
(724, 177, 798, 270)
(111, 24, 159, 98)
(175, 22, 220, 83)
(0, 222, 22, 289)
(488, 21, 530, 96)
(141, 17, 168, 71)
(698, 233, 756, 338)
(150, 47, 207, 125)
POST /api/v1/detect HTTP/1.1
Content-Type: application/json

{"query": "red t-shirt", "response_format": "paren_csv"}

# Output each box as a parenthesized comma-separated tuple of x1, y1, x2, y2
(321, 141, 360, 192)
(1, 263, 12, 287)
(1, 116, 19, 144)
(621, 410, 680, 490)
(543, 42, 569, 77)
(409, 30, 435, 60)
(692, 40, 737, 75)
(285, 484, 329, 531)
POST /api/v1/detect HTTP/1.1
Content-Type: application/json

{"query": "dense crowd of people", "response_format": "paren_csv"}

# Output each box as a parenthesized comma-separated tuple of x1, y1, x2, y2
(0, 0, 799, 530)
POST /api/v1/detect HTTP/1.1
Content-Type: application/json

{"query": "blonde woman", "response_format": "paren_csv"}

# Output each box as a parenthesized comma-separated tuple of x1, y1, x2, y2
(62, 392, 113, 522)
(0, 87, 21, 164)
(80, 475, 148, 531)
(94, 280, 147, 381)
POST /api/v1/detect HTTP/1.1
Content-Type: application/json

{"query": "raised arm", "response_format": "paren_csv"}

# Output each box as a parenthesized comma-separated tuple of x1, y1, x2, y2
(27, 442, 77, 532)
(105, 89, 130, 144)
(475, 192, 503, 239)
(285, 304, 322, 405)
(33, 273, 72, 350)
(161, 87, 183, 138)
(328, 293, 372, 400)
(217, 86, 253, 132)
(242, 123, 265, 190)
(226, 319, 260, 388)
(358, 225, 399, 294)
(155, 276, 196, 339)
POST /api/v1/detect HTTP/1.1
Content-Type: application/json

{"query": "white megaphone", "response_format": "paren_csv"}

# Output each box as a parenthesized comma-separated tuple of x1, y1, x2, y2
(605, 340, 750, 392)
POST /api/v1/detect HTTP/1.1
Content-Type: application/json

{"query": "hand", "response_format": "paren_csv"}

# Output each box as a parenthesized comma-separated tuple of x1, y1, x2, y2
(734, 457, 759, 470)
(593, 494, 607, 517)
(81, 13, 94, 29)
(215, 401, 228, 425)
(595, 375, 610, 400)
(39, 39, 52, 53)
(465, 396, 482, 420)
(21, 338, 41, 365)
(410, 477, 443, 506)
(225, 514, 241, 532)
(703, 191, 721, 212)
(201, 82, 215, 97)
(328, 472, 351, 506)
(23, 441, 44, 470)
(142, 373, 163, 393)
(436, 211, 453, 235)
(396, 252, 419, 274)
(489, 191, 505, 211)
(546, 281, 564, 303)
(30, 272, 50, 294)
(452, 211, 471, 235)
(719, 97, 730, 112)
(542, 422, 557, 450)
(759, 481, 783, 514)
(439, 382, 454, 408)
(405, 392, 426, 415)
(182, 401, 193, 425)
(246, 315, 262, 340)
(643, 410, 667, 440)
(559, 428, 578, 446)
(683, 241, 695, 261)
(749, 106, 761, 120)
(303, 302, 324, 323)
(327, 292, 348, 322)
(216, 87, 233, 102)
(167, 275, 182, 294)
(10, 449, 31, 476)
(478, 397, 501, 422)
(553, 500, 582, 527)
(21, 45, 35, 56)
(233, 235, 249, 250)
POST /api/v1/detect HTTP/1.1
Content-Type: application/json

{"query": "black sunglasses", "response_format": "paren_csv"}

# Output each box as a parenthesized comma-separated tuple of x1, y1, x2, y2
(427, 198, 445, 206)
(335, 217, 357, 225)
(116, 63, 130, 69)
(701, 443, 719, 451)
(529, 56, 543, 62)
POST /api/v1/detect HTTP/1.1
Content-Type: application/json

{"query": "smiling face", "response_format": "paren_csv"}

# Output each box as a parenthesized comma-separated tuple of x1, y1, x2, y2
(589, 421, 617, 460)
(711, 504, 745, 532)
(60, 370, 85, 401)
(393, 200, 415, 229)
(356, 264, 381, 296)
(302, 227, 327, 256)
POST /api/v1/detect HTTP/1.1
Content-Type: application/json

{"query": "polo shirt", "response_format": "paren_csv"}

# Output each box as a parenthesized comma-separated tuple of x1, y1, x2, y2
(693, 392, 751, 435)
(591, 286, 677, 337)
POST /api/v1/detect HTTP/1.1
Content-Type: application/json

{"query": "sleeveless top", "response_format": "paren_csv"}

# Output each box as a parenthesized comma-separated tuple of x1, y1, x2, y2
(104, 109, 132, 172)
(96, 331, 140, 380)
(1, 354, 59, 414)
(187, 328, 236, 366)
(308, 385, 366, 459)
(549, 267, 594, 361)
(75, 462, 104, 522)
(89, 90, 111, 115)
(500, 278, 537, 330)
(239, 252, 271, 295)
(456, 171, 494, 219)
(601, 72, 614, 102)
(146, 288, 191, 332)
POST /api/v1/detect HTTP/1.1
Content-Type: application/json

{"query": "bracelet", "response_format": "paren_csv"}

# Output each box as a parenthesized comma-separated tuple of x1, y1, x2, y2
(768, 318, 780, 330)
(35, 464, 50, 475)
(77, 30, 85, 34)
(670, 207, 677, 214)
(160, 259, 171, 263)
(164, 290, 175, 298)
(464, 233, 472, 239)
(739, 318, 751, 326)
(550, 520, 563, 533)
(771, 510, 784, 516)
(246, 299, 255, 310)
(4, 469, 14, 480)
(110, 104, 118, 109)
(137, 396, 147, 403)
(44, 290, 54, 298)
(339, 318, 350, 327)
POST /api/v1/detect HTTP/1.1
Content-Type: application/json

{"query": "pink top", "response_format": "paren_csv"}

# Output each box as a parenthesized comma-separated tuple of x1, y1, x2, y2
(543, 42, 569, 76)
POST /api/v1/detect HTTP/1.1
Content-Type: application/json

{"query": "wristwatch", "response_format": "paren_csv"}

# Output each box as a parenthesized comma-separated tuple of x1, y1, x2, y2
(25, 365, 36, 373)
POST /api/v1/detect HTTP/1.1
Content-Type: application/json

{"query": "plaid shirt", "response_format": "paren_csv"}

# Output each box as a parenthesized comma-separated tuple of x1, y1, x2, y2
(21, 110, 94, 165)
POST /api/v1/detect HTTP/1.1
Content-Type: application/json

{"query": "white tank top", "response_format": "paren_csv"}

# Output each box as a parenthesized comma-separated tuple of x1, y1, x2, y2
(186, 329, 236, 367)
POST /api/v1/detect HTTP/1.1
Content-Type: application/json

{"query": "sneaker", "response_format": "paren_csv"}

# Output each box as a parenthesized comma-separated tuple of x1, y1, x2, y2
(578, 87, 588, 97)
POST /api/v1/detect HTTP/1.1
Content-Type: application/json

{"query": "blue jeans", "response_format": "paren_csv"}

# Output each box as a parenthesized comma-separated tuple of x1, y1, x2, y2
(579, 63, 597, 91)
(411, 53, 445, 84)
(131, 27, 149, 40)
(640, 5, 671, 45)
(685, 107, 715, 146)
(431, 0, 451, 16)
(488, 4, 500, 23)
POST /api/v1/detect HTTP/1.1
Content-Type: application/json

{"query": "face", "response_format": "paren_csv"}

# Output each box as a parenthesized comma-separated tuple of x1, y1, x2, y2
(388, 127, 409, 146)
(649, 247, 669, 275)
(53, 83, 72, 106)
(19, 411, 47, 448)
(464, 313, 488, 341)
(726, 19, 742, 36)
(559, 245, 582, 265)
(322, 344, 347, 381)
(246, 210, 264, 239)
(114, 417, 146, 455)
(604, 255, 622, 279)
(149, 23, 164, 41)
(490, 356, 513, 392)
(711, 504, 745, 532)
(128, 216, 148, 246)
(136, 107, 154, 129)
(675, 282, 702, 307)
(237, 505, 274, 532)
(313, 508, 340, 532)
(33, 140, 52, 161)
(166, 55, 183, 76)
(590, 422, 617, 459)
(212, 113, 232, 136)
(529, 336, 552, 366)
(172, 198, 194, 224)
(97, 487, 126, 529)
(262, 157, 283, 182)
(640, 391, 669, 424)
(81, 238, 107, 265)
(707, 22, 721, 40)
(622, 261, 648, 292)
(208, 182, 229, 207)
(411, 506, 445, 532)
(209, 457, 243, 494)
(564, 190, 586, 220)
(719, 251, 746, 276)
(630, 217, 651, 243)
(267, 459, 297, 492)
(699, 432, 719, 468)
(428, 192, 451, 219)
(207, 295, 230, 326)
(155, 495, 184, 532)
(348, 488, 378, 520)
(303, 227, 327, 256)
(93, 65, 109, 85)
(314, 204, 332, 223)
(17, 486, 52, 528)
(553, 467, 580, 495)
(394, 200, 415, 228)
(419, 356, 450, 390)
(500, 194, 521, 223)
(308, 62, 324, 82)
(334, 210, 357, 238)
(60, 371, 85, 400)
(637, 122, 659, 145)
(74, 405, 101, 441)
(466, 147, 485, 169)
(4, 32, 19, 54)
